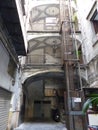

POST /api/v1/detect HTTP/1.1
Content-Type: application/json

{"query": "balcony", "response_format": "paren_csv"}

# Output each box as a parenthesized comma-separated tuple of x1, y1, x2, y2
(23, 54, 62, 69)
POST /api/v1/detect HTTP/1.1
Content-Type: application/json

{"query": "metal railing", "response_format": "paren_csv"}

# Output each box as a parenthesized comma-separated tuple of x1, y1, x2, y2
(26, 55, 45, 64)
(25, 54, 62, 65)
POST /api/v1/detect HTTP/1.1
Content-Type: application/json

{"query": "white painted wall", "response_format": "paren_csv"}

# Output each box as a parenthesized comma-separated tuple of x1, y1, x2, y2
(77, 0, 97, 63)
(88, 114, 98, 126)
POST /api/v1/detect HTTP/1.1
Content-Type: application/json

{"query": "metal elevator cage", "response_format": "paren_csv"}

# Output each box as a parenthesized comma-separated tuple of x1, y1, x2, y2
(60, 0, 87, 130)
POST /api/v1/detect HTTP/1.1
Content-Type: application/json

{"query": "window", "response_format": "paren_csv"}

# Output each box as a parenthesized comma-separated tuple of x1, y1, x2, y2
(91, 10, 98, 34)
(45, 17, 58, 26)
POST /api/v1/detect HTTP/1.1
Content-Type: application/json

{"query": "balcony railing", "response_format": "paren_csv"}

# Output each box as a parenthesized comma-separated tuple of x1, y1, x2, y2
(26, 54, 62, 65)
(26, 55, 44, 65)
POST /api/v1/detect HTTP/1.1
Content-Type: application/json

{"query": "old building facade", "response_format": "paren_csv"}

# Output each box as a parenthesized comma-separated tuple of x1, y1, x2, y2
(76, 0, 98, 88)
(1, 0, 98, 130)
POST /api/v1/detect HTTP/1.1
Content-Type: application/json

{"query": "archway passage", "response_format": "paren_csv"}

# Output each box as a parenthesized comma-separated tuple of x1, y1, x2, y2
(21, 71, 66, 123)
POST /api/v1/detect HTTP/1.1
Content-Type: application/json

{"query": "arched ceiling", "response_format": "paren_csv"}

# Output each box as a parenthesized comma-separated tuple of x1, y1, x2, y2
(22, 69, 88, 99)
(28, 36, 61, 52)
(23, 69, 64, 87)
(28, 4, 60, 32)
(28, 0, 59, 9)
(23, 69, 64, 98)
(31, 4, 59, 22)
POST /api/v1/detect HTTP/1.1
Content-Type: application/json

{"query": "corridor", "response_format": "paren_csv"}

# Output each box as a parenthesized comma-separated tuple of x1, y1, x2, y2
(21, 0, 66, 126)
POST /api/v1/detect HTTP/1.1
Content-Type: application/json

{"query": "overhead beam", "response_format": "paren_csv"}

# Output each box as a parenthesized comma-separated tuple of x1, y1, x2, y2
(27, 31, 60, 33)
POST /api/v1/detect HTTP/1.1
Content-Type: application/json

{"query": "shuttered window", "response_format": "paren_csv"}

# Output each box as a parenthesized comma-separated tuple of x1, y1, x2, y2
(0, 88, 11, 130)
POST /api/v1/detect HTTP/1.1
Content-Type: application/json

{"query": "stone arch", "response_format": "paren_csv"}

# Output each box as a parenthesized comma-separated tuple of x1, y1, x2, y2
(23, 69, 64, 88)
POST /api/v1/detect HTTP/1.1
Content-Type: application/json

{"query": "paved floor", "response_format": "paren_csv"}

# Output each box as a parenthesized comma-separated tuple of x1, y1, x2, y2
(16, 122, 67, 130)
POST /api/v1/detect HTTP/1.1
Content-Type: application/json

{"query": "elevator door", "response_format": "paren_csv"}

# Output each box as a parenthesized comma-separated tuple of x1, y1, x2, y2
(34, 101, 42, 119)
(33, 101, 51, 120)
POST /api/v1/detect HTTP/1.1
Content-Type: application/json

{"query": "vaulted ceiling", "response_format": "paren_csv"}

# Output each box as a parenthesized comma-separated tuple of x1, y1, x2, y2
(26, 0, 61, 55)
(28, 36, 61, 52)
(28, 2, 60, 32)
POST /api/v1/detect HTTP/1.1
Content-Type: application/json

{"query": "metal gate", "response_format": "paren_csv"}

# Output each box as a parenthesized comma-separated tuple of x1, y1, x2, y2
(0, 88, 11, 130)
